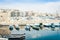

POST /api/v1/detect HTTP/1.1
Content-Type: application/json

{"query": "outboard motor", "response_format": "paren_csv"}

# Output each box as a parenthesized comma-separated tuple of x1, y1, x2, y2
(51, 23, 55, 31)
(9, 25, 14, 31)
(25, 25, 30, 31)
(39, 23, 43, 30)
(59, 23, 60, 30)
(15, 25, 20, 31)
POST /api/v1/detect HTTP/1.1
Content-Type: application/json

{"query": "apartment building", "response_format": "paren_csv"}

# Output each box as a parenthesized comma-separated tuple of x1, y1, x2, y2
(0, 9, 60, 25)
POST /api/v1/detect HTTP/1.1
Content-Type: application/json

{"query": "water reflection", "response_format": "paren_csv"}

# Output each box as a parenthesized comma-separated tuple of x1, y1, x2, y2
(24, 30, 60, 40)
(9, 24, 60, 40)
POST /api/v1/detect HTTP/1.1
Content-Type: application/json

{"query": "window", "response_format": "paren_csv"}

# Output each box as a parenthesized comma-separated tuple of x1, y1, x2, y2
(25, 12, 29, 17)
(17, 12, 20, 17)
(11, 12, 16, 17)
(20, 12, 24, 17)
(10, 11, 20, 20)
(11, 11, 20, 17)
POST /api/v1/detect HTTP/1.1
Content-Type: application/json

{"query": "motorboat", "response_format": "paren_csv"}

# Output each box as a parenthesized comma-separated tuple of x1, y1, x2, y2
(0, 25, 25, 40)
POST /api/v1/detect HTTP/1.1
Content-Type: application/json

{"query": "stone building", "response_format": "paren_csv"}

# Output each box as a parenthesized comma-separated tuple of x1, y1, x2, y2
(0, 9, 60, 34)
(0, 9, 60, 25)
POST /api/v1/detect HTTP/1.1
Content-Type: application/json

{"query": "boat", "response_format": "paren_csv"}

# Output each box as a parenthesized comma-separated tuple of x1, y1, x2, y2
(0, 25, 25, 40)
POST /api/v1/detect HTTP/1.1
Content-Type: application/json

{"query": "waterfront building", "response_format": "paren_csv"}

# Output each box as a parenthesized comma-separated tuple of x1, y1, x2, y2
(0, 9, 60, 33)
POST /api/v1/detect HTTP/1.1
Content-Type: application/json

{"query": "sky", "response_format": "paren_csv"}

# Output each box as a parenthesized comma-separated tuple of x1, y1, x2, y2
(0, 0, 60, 13)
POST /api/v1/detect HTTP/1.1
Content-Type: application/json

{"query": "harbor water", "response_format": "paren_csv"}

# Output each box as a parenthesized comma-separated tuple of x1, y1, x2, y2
(24, 30, 60, 40)
(11, 29, 60, 40)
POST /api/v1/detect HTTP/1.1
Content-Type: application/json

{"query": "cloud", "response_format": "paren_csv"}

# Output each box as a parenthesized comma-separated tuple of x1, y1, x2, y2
(0, 1, 60, 13)
(1, 0, 60, 3)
